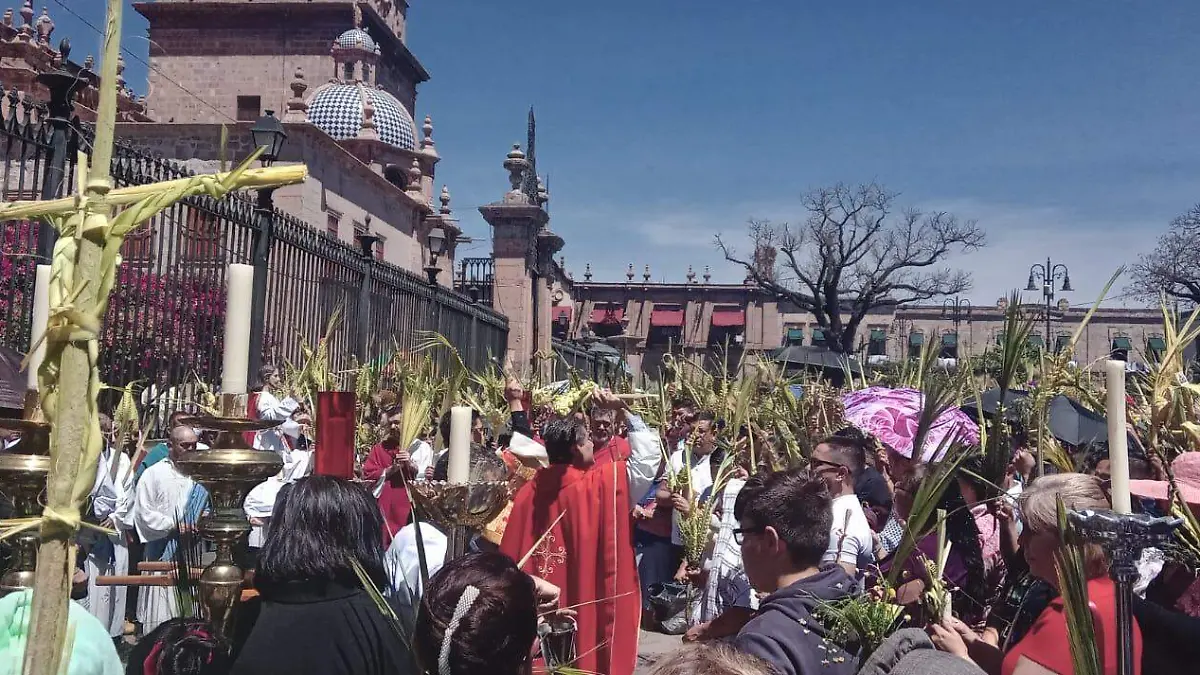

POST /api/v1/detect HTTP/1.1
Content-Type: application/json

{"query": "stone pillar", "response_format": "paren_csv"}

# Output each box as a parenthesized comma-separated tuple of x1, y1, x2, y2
(478, 145, 551, 374)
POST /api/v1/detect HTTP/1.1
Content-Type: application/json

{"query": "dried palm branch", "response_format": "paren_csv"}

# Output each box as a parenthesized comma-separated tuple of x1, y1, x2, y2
(1054, 499, 1103, 675)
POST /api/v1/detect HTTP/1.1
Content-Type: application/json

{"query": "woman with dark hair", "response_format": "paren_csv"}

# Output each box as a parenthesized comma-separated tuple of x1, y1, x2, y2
(414, 551, 539, 675)
(230, 476, 410, 675)
(126, 618, 230, 675)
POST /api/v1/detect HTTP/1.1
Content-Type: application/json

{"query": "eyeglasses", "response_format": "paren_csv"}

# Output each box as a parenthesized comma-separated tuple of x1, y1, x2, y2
(732, 526, 766, 545)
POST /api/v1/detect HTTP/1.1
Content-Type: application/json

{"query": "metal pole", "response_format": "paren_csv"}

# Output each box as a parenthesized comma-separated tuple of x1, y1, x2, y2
(247, 187, 274, 383)
(35, 44, 84, 262)
(357, 252, 373, 363)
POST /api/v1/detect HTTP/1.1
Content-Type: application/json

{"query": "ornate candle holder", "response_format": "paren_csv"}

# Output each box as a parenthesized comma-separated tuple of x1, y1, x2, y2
(409, 481, 510, 560)
(0, 418, 51, 596)
(1069, 509, 1182, 675)
(176, 397, 281, 639)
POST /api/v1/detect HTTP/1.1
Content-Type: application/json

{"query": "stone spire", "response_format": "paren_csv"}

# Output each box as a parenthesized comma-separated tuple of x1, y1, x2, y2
(34, 5, 51, 45)
(19, 1, 33, 42)
(283, 67, 308, 123)
(643, 264, 651, 282)
(703, 265, 712, 284)
(626, 263, 635, 281)
(584, 263, 592, 281)
(405, 157, 423, 198)
(686, 265, 696, 284)
(421, 114, 438, 157)
(439, 185, 452, 215)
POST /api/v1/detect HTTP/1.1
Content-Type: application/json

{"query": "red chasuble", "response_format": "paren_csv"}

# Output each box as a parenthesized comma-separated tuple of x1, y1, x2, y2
(500, 460, 640, 675)
(592, 435, 631, 466)
(361, 441, 414, 546)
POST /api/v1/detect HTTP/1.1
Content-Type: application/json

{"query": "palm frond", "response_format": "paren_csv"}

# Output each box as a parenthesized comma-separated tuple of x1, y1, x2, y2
(1055, 499, 1103, 675)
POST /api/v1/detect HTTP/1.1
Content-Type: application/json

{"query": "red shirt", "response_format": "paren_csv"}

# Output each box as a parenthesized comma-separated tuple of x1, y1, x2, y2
(361, 442, 415, 546)
(1003, 577, 1141, 675)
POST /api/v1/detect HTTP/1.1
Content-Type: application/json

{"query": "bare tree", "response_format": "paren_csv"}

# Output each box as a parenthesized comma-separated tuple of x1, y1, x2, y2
(715, 183, 986, 354)
(1129, 204, 1200, 306)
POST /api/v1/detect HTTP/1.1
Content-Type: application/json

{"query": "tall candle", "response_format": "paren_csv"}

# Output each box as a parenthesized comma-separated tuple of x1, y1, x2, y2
(1105, 360, 1132, 514)
(448, 406, 473, 484)
(221, 264, 254, 395)
(26, 264, 51, 391)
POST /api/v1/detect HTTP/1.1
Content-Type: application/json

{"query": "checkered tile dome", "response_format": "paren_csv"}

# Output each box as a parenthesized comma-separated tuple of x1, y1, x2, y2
(335, 28, 377, 53)
(307, 83, 417, 150)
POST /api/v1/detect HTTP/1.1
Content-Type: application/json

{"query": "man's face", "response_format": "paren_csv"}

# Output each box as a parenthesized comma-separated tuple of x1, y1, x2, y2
(811, 444, 849, 494)
(693, 420, 717, 455)
(471, 417, 485, 445)
(575, 433, 596, 467)
(267, 370, 282, 388)
(386, 413, 404, 441)
(591, 411, 616, 445)
(737, 518, 775, 593)
(168, 427, 199, 461)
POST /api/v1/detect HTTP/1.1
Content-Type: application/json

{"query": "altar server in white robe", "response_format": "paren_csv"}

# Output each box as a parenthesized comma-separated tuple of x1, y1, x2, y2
(81, 414, 135, 637)
(244, 438, 312, 549)
(132, 425, 208, 634)
(252, 364, 301, 459)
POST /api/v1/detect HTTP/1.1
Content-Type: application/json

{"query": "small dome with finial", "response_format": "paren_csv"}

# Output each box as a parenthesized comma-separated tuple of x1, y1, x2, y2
(334, 28, 377, 53)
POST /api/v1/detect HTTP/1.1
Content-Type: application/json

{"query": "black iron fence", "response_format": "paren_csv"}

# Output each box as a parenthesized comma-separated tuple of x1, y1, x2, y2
(551, 337, 623, 384)
(455, 257, 495, 306)
(0, 83, 507, 418)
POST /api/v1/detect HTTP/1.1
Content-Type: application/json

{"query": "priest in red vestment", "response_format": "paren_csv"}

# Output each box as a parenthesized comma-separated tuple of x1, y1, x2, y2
(361, 407, 416, 545)
(590, 404, 632, 466)
(500, 390, 661, 675)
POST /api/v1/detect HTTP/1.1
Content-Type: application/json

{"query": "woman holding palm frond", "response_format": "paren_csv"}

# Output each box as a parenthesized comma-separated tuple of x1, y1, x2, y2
(928, 473, 1141, 675)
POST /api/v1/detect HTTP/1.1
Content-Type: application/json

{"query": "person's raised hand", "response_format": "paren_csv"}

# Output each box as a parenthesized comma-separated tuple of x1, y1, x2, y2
(504, 378, 525, 403)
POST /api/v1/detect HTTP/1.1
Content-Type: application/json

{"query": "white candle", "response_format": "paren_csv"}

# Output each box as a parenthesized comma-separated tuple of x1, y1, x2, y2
(221, 264, 254, 395)
(26, 264, 51, 391)
(1105, 360, 1132, 514)
(448, 406, 473, 484)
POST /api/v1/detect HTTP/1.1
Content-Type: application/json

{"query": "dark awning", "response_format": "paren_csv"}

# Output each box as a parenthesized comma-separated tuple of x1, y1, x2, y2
(785, 328, 804, 342)
(1028, 334, 1044, 349)
(811, 328, 827, 342)
(942, 333, 958, 346)
(552, 306, 573, 322)
(870, 329, 887, 341)
(1112, 336, 1133, 351)
(908, 332, 924, 347)
(1147, 336, 1166, 352)
(589, 307, 624, 324)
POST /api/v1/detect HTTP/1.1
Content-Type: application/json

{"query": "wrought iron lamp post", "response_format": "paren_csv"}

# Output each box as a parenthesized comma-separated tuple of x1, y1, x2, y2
(247, 110, 287, 382)
(425, 224, 446, 284)
(1026, 257, 1072, 348)
(35, 39, 88, 262)
(355, 233, 380, 362)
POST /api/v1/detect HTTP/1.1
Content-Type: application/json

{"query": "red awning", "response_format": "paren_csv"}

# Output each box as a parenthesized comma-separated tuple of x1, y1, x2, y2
(589, 307, 625, 324)
(552, 306, 573, 322)
(650, 309, 684, 327)
(711, 309, 745, 327)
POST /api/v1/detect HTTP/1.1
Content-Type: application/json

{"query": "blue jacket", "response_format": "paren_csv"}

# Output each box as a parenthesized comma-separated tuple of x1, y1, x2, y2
(734, 565, 860, 675)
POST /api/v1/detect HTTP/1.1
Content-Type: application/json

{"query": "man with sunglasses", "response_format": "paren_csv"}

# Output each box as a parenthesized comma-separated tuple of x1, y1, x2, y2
(811, 436, 874, 576)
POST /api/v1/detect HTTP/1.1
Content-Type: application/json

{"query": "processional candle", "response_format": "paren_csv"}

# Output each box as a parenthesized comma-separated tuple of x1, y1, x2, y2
(25, 264, 51, 391)
(1105, 359, 1132, 514)
(221, 264, 254, 395)
(448, 406, 473, 484)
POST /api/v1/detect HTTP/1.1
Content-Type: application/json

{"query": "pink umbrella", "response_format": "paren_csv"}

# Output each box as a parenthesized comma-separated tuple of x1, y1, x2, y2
(840, 386, 979, 462)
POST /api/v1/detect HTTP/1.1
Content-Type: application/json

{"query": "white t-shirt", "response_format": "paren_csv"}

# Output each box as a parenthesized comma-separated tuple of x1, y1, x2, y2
(822, 493, 874, 572)
(668, 446, 713, 546)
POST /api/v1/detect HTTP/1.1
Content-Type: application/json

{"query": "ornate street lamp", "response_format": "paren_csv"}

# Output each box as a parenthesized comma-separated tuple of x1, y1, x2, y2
(250, 110, 287, 166)
(1025, 257, 1072, 349)
(246, 110, 289, 380)
(425, 225, 446, 284)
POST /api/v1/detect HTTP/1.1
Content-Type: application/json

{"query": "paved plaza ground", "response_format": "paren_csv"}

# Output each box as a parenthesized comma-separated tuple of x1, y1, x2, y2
(635, 630, 684, 674)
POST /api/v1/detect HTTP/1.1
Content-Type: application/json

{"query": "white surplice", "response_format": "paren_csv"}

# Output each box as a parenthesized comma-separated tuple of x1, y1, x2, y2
(253, 388, 300, 459)
(80, 444, 134, 637)
(410, 439, 435, 481)
(132, 459, 199, 634)
(244, 448, 312, 547)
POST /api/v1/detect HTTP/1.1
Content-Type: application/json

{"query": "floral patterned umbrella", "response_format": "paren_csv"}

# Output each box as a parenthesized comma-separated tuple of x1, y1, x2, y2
(841, 386, 979, 462)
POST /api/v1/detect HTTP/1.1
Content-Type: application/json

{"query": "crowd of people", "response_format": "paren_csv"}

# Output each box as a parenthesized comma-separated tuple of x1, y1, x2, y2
(4, 365, 1200, 675)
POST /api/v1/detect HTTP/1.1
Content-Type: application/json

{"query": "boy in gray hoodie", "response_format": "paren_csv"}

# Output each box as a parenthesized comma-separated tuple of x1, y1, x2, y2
(732, 468, 860, 675)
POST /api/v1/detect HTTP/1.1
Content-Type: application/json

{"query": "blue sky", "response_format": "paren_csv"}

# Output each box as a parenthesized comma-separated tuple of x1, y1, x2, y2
(63, 1, 1200, 307)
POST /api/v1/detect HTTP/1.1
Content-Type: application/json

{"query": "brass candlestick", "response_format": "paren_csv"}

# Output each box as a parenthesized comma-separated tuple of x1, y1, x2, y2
(176, 395, 281, 639)
(0, 418, 51, 596)
(409, 481, 510, 560)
